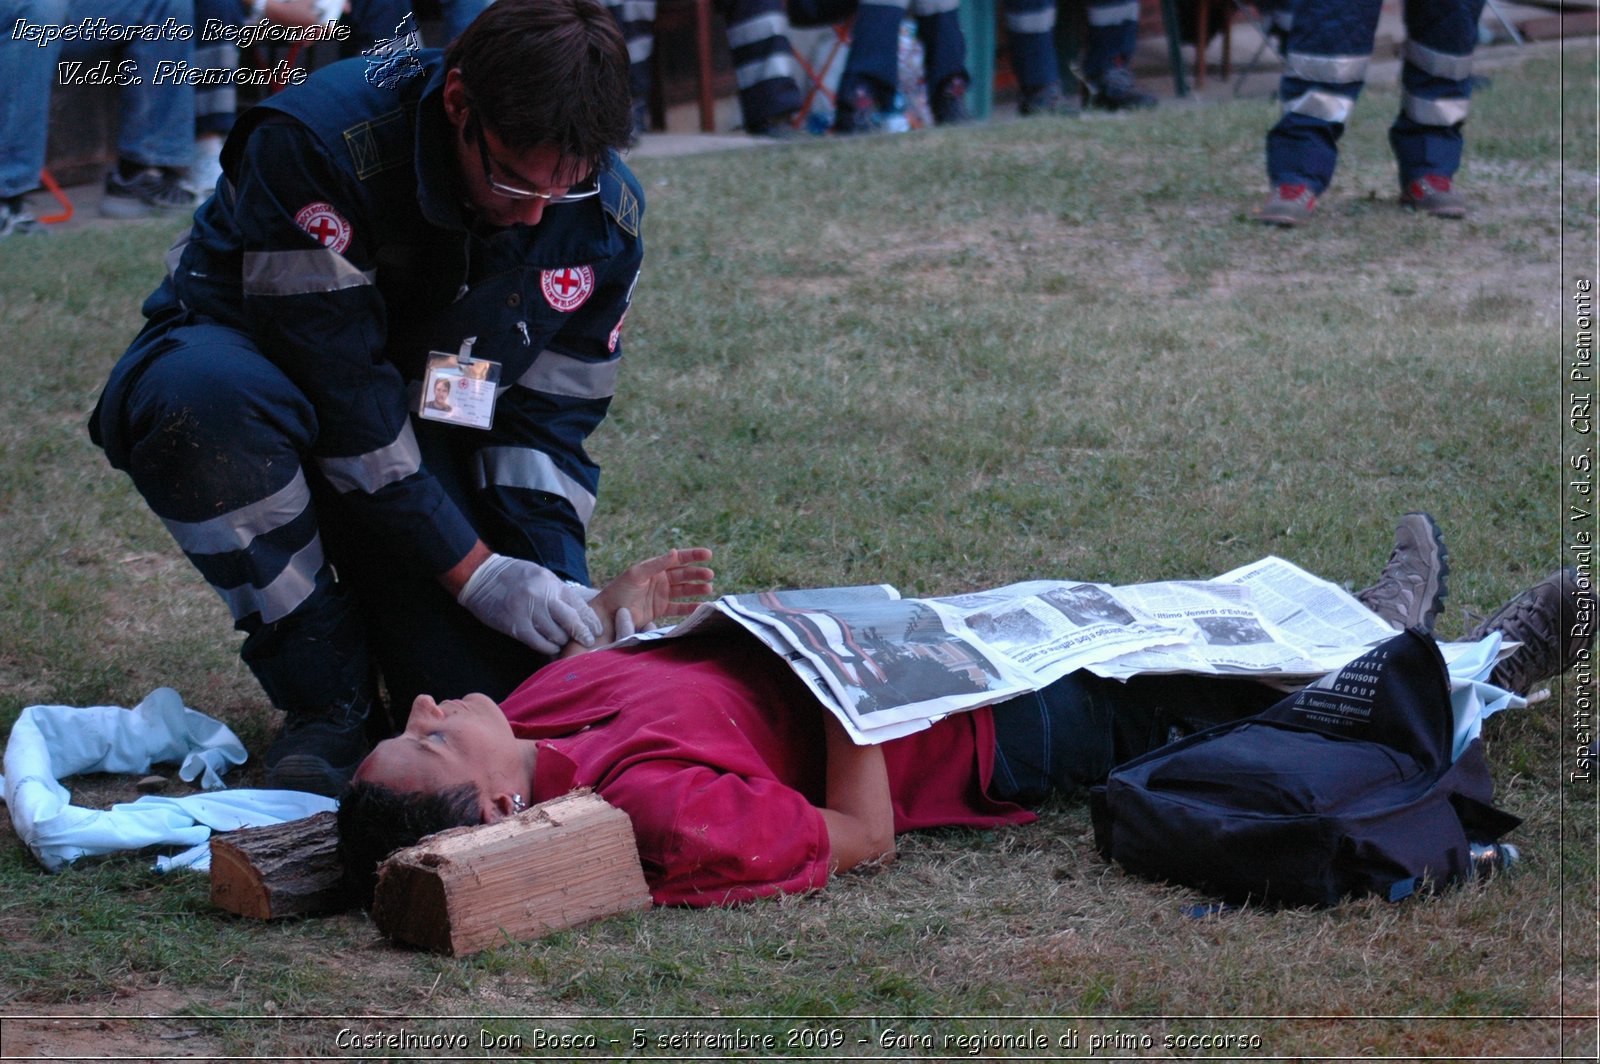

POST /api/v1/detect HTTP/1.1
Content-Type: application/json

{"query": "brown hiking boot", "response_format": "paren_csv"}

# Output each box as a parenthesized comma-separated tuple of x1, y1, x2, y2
(1466, 567, 1597, 695)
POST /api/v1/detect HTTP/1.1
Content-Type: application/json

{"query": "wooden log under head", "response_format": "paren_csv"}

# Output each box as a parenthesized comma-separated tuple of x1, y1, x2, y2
(209, 811, 348, 919)
(371, 790, 651, 956)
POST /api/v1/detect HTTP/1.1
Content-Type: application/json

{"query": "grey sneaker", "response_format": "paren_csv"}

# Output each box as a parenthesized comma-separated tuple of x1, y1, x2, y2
(1256, 183, 1317, 227)
(1401, 174, 1467, 219)
(101, 165, 197, 219)
(1466, 567, 1597, 696)
(1356, 512, 1450, 633)
(0, 195, 43, 238)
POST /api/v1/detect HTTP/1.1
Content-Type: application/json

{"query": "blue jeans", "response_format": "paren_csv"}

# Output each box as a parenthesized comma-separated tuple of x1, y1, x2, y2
(989, 671, 1282, 804)
(0, 0, 197, 197)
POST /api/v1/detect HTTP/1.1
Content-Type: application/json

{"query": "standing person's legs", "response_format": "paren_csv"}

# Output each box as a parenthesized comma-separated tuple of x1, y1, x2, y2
(911, 0, 969, 123)
(1264, 0, 1385, 196)
(716, 0, 803, 134)
(604, 0, 657, 130)
(64, 0, 198, 214)
(1004, 0, 1067, 115)
(191, 0, 243, 194)
(1082, 0, 1153, 110)
(74, 0, 197, 168)
(832, 0, 906, 129)
(1389, 0, 1483, 217)
(0, 0, 66, 232)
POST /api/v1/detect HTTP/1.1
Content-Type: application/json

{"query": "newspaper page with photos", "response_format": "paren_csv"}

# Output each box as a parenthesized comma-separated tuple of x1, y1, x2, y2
(620, 558, 1428, 744)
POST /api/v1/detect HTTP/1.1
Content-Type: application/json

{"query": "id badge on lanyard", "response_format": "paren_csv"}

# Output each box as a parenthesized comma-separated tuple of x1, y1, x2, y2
(418, 337, 502, 430)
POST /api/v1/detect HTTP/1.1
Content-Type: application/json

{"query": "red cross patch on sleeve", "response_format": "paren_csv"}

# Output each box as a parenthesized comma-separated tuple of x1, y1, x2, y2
(294, 202, 354, 254)
(541, 266, 595, 312)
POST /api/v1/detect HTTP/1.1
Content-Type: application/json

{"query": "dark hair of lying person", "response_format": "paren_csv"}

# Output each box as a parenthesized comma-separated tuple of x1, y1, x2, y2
(336, 780, 484, 907)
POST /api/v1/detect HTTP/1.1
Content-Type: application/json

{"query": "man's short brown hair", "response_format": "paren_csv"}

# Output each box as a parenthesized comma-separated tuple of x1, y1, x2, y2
(444, 0, 633, 171)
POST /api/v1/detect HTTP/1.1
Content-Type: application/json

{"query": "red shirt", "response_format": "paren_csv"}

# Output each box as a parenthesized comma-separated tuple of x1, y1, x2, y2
(504, 632, 1033, 907)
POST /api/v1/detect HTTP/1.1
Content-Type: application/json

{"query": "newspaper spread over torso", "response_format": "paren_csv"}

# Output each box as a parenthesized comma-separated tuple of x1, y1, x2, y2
(620, 557, 1467, 744)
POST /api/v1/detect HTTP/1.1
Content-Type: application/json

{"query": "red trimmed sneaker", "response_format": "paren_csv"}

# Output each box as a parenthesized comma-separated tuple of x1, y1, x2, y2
(1401, 174, 1467, 219)
(1256, 184, 1316, 227)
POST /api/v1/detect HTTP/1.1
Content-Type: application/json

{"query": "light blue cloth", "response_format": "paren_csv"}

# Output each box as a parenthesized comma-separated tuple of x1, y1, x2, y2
(1443, 632, 1524, 762)
(1, 688, 332, 872)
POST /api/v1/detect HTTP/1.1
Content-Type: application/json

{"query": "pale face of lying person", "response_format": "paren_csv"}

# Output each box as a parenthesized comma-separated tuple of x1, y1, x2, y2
(354, 693, 534, 823)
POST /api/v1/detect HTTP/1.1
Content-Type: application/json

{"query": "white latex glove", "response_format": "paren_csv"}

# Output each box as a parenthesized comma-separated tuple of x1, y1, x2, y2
(455, 554, 602, 655)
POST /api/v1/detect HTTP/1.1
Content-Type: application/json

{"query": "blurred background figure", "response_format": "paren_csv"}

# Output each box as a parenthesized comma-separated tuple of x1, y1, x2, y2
(606, 0, 805, 136)
(1257, 0, 1485, 226)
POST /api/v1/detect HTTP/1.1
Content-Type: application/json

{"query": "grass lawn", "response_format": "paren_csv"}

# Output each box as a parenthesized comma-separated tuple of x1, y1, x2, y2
(0, 39, 1595, 1061)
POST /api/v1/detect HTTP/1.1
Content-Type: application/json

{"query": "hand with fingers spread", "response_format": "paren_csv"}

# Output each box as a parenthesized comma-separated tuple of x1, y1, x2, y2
(560, 547, 715, 656)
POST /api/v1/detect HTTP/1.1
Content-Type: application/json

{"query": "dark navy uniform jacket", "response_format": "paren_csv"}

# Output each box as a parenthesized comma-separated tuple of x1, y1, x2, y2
(94, 51, 644, 587)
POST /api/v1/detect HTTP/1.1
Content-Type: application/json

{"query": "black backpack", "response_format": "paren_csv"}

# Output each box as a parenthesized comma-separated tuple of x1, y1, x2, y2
(1090, 629, 1522, 907)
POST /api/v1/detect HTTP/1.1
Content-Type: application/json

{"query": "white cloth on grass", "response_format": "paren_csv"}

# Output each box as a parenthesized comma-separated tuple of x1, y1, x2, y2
(1, 688, 333, 872)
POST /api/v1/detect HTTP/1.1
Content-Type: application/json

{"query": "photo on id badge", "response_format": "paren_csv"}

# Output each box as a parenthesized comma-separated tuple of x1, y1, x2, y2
(420, 349, 499, 429)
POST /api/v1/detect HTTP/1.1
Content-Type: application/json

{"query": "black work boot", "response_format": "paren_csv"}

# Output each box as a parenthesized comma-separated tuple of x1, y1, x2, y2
(265, 687, 373, 796)
(244, 585, 374, 796)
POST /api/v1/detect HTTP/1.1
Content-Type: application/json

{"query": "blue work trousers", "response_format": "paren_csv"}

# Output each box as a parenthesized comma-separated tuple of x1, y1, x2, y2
(833, 0, 966, 109)
(1266, 0, 1485, 193)
(98, 320, 550, 727)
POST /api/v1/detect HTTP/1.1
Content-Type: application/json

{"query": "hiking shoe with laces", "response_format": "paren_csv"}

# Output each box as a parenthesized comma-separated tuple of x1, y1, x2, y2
(1466, 567, 1597, 696)
(931, 76, 973, 126)
(1355, 511, 1450, 633)
(101, 165, 197, 219)
(1019, 83, 1079, 118)
(1087, 65, 1156, 111)
(1401, 174, 1467, 219)
(1256, 183, 1317, 227)
(264, 691, 373, 797)
(0, 195, 43, 238)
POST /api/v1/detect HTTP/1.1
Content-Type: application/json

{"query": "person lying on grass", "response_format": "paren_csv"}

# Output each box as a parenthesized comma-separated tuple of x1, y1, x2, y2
(336, 521, 1594, 908)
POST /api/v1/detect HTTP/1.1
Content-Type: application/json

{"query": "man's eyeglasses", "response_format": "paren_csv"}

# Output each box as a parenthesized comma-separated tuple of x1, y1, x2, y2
(467, 114, 600, 203)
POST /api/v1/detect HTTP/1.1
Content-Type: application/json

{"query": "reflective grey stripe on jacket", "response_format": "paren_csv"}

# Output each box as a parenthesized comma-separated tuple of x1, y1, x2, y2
(513, 349, 621, 400)
(474, 446, 597, 527)
(242, 249, 376, 297)
(317, 420, 423, 494)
